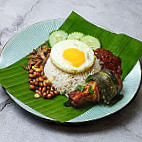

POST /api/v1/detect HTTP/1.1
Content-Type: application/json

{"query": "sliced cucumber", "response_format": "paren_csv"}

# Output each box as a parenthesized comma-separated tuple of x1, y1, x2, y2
(81, 35, 101, 50)
(49, 30, 68, 47)
(67, 32, 84, 40)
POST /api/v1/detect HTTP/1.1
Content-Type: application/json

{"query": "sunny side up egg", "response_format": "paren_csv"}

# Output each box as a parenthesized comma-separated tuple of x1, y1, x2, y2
(50, 40, 95, 73)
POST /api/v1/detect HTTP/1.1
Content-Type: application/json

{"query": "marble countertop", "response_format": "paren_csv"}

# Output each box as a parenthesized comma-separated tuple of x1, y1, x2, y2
(0, 0, 142, 142)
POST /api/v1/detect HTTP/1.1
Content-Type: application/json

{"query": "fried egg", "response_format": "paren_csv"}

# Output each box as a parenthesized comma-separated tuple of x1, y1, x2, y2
(50, 40, 95, 73)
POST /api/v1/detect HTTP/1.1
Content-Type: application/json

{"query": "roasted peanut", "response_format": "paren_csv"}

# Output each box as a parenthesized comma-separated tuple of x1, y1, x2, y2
(39, 82, 43, 87)
(36, 90, 41, 95)
(43, 75, 47, 80)
(33, 72, 37, 77)
(38, 87, 42, 91)
(36, 72, 40, 77)
(35, 82, 39, 86)
(47, 86, 51, 90)
(32, 74, 36, 78)
(29, 85, 35, 90)
(29, 74, 33, 78)
(38, 76, 43, 82)
(54, 90, 59, 95)
(44, 80, 51, 86)
(47, 94, 52, 99)
(42, 87, 46, 93)
(34, 93, 40, 99)
(43, 92, 47, 98)
(29, 70, 33, 74)
(36, 78, 39, 82)
(43, 80, 47, 86)
(30, 81, 35, 85)
(41, 71, 44, 76)
(46, 90, 50, 94)
(47, 80, 52, 85)
(50, 91, 54, 96)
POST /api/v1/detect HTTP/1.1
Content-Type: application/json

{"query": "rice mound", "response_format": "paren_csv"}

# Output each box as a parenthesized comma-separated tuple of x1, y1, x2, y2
(44, 58, 101, 95)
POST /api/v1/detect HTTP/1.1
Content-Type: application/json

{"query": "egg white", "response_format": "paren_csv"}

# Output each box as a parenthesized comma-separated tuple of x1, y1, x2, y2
(50, 40, 95, 73)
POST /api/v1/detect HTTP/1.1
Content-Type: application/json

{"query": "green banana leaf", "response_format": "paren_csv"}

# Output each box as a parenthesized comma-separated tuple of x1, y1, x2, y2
(0, 12, 141, 123)
(59, 12, 142, 79)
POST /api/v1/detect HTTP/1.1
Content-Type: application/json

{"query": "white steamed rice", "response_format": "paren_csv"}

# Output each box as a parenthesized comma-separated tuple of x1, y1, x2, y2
(44, 58, 101, 95)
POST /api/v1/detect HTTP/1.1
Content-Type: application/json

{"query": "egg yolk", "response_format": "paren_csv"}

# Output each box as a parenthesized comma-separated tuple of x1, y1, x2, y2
(63, 48, 85, 67)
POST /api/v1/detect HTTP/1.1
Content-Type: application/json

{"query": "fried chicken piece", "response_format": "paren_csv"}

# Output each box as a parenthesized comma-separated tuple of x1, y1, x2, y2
(69, 81, 100, 107)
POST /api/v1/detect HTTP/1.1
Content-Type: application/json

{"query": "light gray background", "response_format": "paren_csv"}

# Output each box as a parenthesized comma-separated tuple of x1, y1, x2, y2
(0, 0, 142, 142)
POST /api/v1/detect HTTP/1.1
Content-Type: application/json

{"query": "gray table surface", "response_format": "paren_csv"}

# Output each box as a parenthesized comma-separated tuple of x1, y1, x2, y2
(0, 0, 142, 142)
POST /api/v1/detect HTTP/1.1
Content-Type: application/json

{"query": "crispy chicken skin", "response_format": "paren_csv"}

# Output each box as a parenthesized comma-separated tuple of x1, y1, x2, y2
(69, 81, 100, 107)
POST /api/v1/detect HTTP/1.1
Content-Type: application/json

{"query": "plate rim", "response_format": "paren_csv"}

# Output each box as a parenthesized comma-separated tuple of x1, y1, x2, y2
(0, 18, 64, 59)
(0, 19, 141, 124)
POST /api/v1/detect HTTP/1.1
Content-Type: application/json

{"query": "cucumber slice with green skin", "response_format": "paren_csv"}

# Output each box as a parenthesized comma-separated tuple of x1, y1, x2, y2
(81, 35, 101, 50)
(49, 30, 68, 47)
(67, 32, 84, 40)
